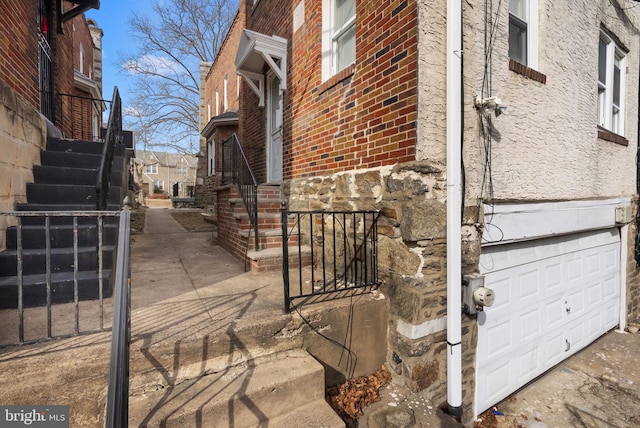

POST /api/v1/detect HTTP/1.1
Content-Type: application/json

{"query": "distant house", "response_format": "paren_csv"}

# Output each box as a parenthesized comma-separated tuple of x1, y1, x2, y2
(199, 0, 640, 423)
(135, 151, 197, 202)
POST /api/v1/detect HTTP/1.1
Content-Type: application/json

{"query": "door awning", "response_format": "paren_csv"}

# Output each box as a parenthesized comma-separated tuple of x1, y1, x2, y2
(235, 29, 287, 107)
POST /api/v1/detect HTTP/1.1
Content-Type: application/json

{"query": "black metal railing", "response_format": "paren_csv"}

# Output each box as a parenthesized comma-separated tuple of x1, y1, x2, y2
(96, 87, 122, 210)
(281, 203, 381, 312)
(56, 93, 111, 141)
(221, 134, 259, 251)
(105, 208, 131, 428)
(0, 210, 124, 346)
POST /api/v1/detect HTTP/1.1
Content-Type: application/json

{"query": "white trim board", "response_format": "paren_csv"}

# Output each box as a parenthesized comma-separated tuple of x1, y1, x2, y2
(482, 198, 632, 246)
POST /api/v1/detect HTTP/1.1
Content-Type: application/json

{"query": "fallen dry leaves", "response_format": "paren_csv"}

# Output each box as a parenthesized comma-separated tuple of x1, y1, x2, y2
(326, 365, 392, 425)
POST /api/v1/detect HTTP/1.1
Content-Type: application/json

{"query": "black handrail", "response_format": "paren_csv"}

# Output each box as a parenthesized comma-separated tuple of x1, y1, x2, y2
(105, 207, 131, 428)
(221, 134, 259, 251)
(56, 93, 111, 141)
(96, 87, 122, 210)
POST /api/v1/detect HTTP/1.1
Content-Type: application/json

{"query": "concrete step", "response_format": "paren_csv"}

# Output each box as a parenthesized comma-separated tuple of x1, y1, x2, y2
(268, 400, 345, 428)
(5, 223, 117, 250)
(246, 246, 312, 272)
(128, 350, 342, 427)
(25, 183, 123, 205)
(40, 151, 102, 169)
(33, 165, 99, 185)
(240, 227, 301, 250)
(0, 269, 112, 309)
(46, 138, 126, 157)
(0, 245, 114, 276)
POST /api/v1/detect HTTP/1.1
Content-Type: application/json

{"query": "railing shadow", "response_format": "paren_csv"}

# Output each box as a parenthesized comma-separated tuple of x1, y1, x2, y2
(132, 284, 279, 427)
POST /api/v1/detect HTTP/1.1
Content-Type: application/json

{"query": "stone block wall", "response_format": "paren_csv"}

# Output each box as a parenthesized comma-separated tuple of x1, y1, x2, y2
(284, 160, 483, 410)
(0, 80, 47, 250)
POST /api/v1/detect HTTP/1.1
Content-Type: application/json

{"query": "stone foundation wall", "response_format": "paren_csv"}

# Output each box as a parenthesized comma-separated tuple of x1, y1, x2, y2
(284, 160, 483, 410)
(626, 198, 640, 326)
(0, 80, 47, 250)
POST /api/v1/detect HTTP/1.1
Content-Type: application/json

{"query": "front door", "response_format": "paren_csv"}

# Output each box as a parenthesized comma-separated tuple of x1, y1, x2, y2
(266, 72, 283, 183)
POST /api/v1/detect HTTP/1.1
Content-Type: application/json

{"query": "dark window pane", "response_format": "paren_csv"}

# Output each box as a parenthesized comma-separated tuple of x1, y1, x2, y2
(598, 38, 607, 85)
(509, 16, 527, 65)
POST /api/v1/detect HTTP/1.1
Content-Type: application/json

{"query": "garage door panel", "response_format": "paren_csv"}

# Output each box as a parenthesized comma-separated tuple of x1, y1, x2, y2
(519, 307, 542, 342)
(546, 297, 565, 329)
(477, 228, 620, 414)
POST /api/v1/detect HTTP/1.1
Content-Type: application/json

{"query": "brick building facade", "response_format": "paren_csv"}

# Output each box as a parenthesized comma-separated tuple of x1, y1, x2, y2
(200, 0, 640, 424)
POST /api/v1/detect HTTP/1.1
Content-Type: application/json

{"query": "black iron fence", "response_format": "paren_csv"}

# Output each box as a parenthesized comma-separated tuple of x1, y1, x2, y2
(281, 203, 381, 312)
(0, 210, 125, 345)
(221, 134, 259, 251)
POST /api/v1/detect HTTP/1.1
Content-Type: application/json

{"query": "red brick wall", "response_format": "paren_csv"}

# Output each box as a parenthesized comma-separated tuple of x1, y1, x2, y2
(205, 11, 244, 121)
(0, 0, 41, 109)
(240, 0, 417, 181)
(0, 1, 85, 138)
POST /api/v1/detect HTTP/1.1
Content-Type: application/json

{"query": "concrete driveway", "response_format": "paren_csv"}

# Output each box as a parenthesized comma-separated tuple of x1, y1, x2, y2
(476, 328, 640, 428)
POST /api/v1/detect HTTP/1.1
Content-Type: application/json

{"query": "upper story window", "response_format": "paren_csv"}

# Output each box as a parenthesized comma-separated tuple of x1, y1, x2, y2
(322, 0, 356, 81)
(175, 165, 188, 176)
(508, 0, 538, 69)
(145, 163, 158, 174)
(224, 75, 228, 111)
(598, 30, 626, 135)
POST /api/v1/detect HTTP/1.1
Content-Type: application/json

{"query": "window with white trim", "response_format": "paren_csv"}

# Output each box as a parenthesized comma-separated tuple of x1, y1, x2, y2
(321, 0, 356, 81)
(215, 89, 220, 116)
(153, 180, 164, 191)
(208, 141, 215, 176)
(508, 0, 538, 69)
(224, 74, 228, 111)
(175, 165, 187, 176)
(145, 163, 158, 174)
(598, 31, 626, 135)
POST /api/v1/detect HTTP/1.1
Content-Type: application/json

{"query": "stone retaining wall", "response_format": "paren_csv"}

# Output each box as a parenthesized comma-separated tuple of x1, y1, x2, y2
(0, 80, 47, 250)
(284, 160, 483, 408)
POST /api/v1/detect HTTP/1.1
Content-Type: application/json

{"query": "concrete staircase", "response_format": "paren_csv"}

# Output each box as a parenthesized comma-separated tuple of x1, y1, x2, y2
(219, 184, 310, 272)
(128, 349, 345, 427)
(0, 137, 126, 308)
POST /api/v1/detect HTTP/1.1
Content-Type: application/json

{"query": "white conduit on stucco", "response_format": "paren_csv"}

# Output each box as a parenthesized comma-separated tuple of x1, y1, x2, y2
(446, 0, 463, 418)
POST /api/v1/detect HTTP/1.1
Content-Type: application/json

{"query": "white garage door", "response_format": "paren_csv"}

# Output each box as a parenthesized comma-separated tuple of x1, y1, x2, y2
(476, 229, 620, 414)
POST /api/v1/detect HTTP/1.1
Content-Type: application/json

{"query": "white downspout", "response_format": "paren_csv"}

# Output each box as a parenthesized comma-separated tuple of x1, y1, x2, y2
(446, 0, 463, 419)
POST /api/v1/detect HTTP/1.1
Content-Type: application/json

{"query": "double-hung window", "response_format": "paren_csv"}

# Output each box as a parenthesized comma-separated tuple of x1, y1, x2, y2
(508, 0, 538, 69)
(145, 163, 158, 174)
(598, 31, 625, 135)
(322, 0, 356, 81)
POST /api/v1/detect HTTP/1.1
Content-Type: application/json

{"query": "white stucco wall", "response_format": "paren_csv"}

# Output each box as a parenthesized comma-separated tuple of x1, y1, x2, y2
(418, 0, 640, 202)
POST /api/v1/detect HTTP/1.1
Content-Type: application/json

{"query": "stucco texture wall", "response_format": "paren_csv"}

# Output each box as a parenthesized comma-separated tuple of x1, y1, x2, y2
(460, 0, 640, 203)
(0, 80, 47, 250)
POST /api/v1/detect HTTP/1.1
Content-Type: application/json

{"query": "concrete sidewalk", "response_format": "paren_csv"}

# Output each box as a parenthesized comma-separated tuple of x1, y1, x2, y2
(2, 208, 640, 427)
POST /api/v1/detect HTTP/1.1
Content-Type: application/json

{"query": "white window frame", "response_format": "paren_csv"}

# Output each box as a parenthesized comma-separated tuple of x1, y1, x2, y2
(175, 164, 187, 176)
(215, 89, 220, 116)
(508, 0, 538, 69)
(145, 163, 158, 174)
(153, 180, 164, 191)
(321, 0, 356, 82)
(224, 74, 228, 111)
(208, 140, 215, 176)
(598, 30, 626, 135)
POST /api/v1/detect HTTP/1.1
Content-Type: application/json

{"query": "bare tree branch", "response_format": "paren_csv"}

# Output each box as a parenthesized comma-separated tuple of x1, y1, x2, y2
(121, 0, 237, 153)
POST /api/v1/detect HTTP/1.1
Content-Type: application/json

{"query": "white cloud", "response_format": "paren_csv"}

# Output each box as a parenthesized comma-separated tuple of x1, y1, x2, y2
(123, 55, 179, 76)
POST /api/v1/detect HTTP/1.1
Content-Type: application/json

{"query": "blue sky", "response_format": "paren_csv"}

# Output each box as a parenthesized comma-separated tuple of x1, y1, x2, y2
(86, 1, 156, 106)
